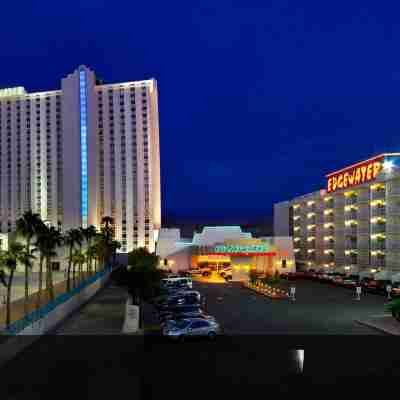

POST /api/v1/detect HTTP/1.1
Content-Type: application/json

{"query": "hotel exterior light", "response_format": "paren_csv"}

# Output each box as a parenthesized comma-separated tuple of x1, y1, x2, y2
(344, 266, 351, 270)
(383, 160, 394, 172)
(371, 269, 377, 273)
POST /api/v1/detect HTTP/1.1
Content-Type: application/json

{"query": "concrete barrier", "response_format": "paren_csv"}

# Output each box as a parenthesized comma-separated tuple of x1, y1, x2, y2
(0, 266, 114, 367)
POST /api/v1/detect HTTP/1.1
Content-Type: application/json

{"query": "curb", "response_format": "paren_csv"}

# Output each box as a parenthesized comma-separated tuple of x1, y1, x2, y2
(355, 317, 400, 336)
(243, 284, 289, 300)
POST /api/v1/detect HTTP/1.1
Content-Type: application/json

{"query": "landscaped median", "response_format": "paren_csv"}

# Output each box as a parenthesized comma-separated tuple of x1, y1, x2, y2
(243, 281, 289, 299)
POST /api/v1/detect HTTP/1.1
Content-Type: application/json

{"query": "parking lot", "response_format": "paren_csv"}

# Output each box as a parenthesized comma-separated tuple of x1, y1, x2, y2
(194, 279, 387, 335)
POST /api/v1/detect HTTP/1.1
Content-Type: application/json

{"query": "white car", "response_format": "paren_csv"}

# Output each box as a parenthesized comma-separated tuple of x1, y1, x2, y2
(188, 269, 203, 275)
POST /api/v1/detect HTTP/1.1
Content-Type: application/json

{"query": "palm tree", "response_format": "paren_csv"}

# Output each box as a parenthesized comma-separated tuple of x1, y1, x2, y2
(86, 245, 98, 275)
(81, 225, 97, 276)
(110, 240, 122, 268)
(16, 210, 43, 315)
(63, 228, 83, 291)
(71, 251, 85, 285)
(2, 242, 25, 327)
(101, 216, 114, 242)
(36, 226, 63, 302)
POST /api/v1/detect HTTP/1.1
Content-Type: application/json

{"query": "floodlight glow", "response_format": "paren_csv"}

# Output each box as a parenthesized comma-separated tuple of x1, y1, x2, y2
(383, 160, 394, 172)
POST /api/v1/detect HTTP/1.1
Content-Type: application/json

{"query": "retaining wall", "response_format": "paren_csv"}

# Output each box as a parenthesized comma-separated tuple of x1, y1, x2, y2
(0, 266, 113, 367)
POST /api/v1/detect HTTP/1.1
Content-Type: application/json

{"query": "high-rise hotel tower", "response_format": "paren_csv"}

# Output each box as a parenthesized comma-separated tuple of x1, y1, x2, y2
(0, 66, 161, 253)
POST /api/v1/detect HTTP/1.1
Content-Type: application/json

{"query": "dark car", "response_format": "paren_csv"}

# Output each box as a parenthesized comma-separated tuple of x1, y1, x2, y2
(342, 275, 360, 288)
(160, 310, 213, 324)
(391, 282, 400, 297)
(365, 279, 391, 295)
(280, 272, 296, 280)
(158, 294, 201, 311)
(158, 305, 202, 320)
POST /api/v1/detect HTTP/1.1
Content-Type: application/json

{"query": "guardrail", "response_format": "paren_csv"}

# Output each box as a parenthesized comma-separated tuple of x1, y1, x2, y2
(2, 265, 114, 335)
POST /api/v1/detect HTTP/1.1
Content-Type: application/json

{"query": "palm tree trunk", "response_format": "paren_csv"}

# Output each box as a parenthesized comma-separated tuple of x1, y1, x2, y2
(48, 259, 54, 301)
(6, 269, 15, 327)
(23, 238, 31, 316)
(36, 255, 44, 310)
(67, 245, 73, 291)
(72, 263, 76, 288)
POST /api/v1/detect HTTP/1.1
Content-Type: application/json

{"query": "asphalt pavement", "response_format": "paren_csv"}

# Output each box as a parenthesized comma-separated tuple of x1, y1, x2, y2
(194, 279, 387, 334)
(2, 277, 400, 399)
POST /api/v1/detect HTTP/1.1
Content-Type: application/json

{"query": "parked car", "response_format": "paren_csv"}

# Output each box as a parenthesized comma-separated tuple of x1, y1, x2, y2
(294, 271, 306, 278)
(162, 318, 221, 340)
(219, 267, 232, 277)
(188, 268, 203, 275)
(331, 274, 346, 285)
(158, 294, 201, 311)
(155, 291, 201, 309)
(280, 272, 296, 280)
(365, 279, 392, 295)
(342, 275, 360, 288)
(158, 305, 202, 320)
(160, 311, 216, 325)
(391, 282, 400, 297)
(224, 272, 232, 281)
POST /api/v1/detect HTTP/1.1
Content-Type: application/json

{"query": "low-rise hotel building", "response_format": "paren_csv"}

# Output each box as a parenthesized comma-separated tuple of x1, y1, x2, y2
(156, 226, 295, 281)
(274, 154, 400, 280)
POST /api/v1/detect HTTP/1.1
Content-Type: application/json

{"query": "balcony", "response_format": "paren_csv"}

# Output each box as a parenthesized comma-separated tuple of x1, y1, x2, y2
(345, 240, 357, 249)
(371, 242, 386, 251)
(371, 206, 385, 218)
(325, 240, 335, 249)
(324, 214, 335, 223)
(371, 185, 385, 199)
(345, 210, 357, 220)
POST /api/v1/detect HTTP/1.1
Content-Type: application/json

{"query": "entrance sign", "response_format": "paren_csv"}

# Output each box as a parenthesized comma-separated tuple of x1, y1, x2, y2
(210, 244, 276, 256)
(326, 155, 384, 193)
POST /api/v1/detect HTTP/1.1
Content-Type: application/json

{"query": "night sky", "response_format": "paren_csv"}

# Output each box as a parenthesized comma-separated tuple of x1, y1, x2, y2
(1, 1, 400, 222)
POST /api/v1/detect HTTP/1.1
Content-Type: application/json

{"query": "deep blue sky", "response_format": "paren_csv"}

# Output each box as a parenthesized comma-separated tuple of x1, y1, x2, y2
(1, 1, 400, 221)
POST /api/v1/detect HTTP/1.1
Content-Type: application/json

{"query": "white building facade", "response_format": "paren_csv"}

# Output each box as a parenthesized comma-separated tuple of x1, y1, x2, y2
(274, 153, 400, 279)
(0, 66, 161, 253)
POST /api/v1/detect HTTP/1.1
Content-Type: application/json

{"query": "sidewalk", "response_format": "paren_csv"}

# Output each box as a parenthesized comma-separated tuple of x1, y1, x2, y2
(356, 314, 400, 335)
(54, 282, 127, 334)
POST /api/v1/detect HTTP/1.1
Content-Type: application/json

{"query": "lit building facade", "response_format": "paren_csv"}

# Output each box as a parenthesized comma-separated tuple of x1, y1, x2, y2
(274, 154, 400, 279)
(156, 226, 295, 281)
(0, 66, 161, 253)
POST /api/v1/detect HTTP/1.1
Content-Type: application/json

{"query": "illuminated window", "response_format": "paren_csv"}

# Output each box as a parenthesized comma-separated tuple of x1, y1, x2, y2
(344, 191, 357, 197)
(371, 234, 386, 240)
(294, 237, 301, 242)
(324, 209, 333, 215)
(293, 204, 300, 209)
(307, 200, 315, 206)
(307, 236, 315, 242)
(370, 200, 386, 207)
(324, 196, 333, 202)
(324, 236, 334, 241)
(345, 220, 357, 226)
(371, 217, 386, 224)
(307, 212, 316, 218)
(324, 223, 334, 228)
(307, 224, 316, 230)
(344, 205, 358, 212)
(293, 215, 300, 220)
